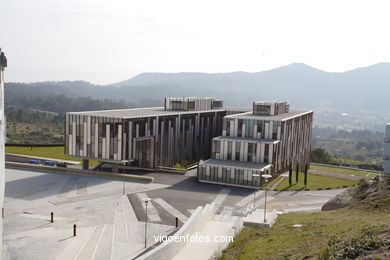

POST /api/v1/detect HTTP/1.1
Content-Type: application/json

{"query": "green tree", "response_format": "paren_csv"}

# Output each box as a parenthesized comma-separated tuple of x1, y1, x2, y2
(310, 148, 333, 164)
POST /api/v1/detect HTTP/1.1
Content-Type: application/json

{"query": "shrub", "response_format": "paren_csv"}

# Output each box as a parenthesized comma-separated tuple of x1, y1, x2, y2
(56, 162, 67, 168)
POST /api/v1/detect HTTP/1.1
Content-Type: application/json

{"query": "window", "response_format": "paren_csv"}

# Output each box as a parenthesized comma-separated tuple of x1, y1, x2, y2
(248, 143, 254, 162)
(257, 122, 263, 138)
(226, 120, 230, 136)
(227, 142, 232, 160)
(237, 119, 243, 137)
(215, 141, 221, 153)
(272, 122, 278, 139)
(235, 142, 240, 160)
(264, 144, 269, 163)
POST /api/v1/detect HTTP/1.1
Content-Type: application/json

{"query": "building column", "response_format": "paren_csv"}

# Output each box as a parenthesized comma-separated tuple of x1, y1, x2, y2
(112, 164, 119, 173)
(82, 159, 89, 170)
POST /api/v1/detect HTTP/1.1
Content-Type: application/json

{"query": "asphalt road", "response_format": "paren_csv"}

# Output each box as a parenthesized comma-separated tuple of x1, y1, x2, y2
(124, 170, 344, 225)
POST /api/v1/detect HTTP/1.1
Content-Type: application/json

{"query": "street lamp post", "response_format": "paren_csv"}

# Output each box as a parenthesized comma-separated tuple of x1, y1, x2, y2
(252, 174, 260, 210)
(143, 198, 151, 248)
(122, 163, 126, 195)
(262, 174, 272, 223)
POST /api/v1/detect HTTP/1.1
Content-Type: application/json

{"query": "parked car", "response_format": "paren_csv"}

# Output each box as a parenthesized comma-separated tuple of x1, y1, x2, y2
(44, 161, 57, 166)
(28, 160, 40, 165)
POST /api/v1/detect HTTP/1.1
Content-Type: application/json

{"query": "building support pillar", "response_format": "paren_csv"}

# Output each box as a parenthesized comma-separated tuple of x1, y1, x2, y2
(82, 159, 89, 170)
(112, 164, 119, 173)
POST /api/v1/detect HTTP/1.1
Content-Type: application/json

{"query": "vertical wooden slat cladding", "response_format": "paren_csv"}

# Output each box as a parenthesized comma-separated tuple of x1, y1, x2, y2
(198, 110, 313, 188)
(64, 109, 225, 168)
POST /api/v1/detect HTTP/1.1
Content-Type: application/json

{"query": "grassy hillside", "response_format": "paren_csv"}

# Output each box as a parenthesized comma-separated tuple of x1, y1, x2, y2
(275, 173, 357, 191)
(220, 180, 390, 259)
(310, 165, 378, 178)
(6, 121, 63, 144)
(5, 146, 99, 167)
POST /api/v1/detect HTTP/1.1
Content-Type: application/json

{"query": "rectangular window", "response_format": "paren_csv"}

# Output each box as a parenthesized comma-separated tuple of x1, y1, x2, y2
(215, 141, 221, 153)
(237, 119, 243, 137)
(248, 143, 254, 162)
(227, 141, 232, 160)
(264, 144, 269, 163)
(225, 119, 230, 136)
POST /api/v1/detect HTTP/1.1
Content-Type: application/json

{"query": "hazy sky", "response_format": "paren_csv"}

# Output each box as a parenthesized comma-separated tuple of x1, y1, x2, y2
(2, 0, 390, 84)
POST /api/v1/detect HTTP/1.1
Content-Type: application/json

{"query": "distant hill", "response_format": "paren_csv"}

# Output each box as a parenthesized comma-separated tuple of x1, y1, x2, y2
(5, 63, 390, 131)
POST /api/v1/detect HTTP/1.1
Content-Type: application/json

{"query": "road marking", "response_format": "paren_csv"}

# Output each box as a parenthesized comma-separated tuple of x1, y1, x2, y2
(153, 198, 189, 223)
(135, 193, 161, 222)
(213, 188, 231, 205)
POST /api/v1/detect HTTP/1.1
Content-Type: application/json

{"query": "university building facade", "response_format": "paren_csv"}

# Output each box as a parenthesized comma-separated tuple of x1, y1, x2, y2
(65, 98, 313, 188)
(65, 97, 226, 169)
(197, 101, 313, 188)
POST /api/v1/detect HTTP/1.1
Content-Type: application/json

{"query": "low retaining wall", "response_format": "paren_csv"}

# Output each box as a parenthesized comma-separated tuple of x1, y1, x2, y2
(137, 202, 216, 260)
(6, 153, 80, 165)
(5, 162, 154, 183)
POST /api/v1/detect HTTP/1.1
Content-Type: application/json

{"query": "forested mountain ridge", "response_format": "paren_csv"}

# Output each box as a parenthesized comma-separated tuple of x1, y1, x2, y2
(5, 62, 390, 131)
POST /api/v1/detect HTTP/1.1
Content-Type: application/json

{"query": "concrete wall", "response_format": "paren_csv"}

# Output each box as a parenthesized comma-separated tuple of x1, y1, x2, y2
(5, 162, 154, 183)
(138, 202, 215, 260)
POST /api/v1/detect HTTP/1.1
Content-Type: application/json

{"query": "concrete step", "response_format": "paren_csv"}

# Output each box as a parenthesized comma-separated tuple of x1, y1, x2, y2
(92, 224, 114, 260)
(76, 225, 106, 260)
(242, 209, 280, 228)
(56, 226, 96, 260)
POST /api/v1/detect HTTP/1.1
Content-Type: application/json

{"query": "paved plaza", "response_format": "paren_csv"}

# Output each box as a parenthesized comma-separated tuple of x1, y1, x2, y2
(3, 168, 344, 259)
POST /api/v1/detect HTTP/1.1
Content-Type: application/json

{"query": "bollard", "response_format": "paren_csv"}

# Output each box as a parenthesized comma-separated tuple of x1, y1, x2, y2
(175, 217, 178, 228)
(2, 208, 4, 218)
(51, 212, 54, 223)
(73, 224, 77, 236)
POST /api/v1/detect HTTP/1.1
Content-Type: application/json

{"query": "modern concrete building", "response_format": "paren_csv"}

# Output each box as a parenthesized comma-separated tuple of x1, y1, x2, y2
(65, 97, 226, 169)
(198, 101, 313, 188)
(0, 48, 7, 255)
(384, 123, 390, 174)
(65, 98, 313, 189)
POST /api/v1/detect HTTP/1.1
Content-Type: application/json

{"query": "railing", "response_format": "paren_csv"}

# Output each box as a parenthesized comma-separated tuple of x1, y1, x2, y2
(186, 162, 199, 170)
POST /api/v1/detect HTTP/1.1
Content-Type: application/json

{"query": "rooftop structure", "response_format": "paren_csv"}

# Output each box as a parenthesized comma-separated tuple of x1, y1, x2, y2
(252, 101, 289, 116)
(69, 106, 225, 118)
(384, 123, 390, 174)
(164, 97, 223, 111)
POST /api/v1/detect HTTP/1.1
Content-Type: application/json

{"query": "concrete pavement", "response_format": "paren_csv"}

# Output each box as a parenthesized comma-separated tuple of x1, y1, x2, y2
(3, 167, 345, 260)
